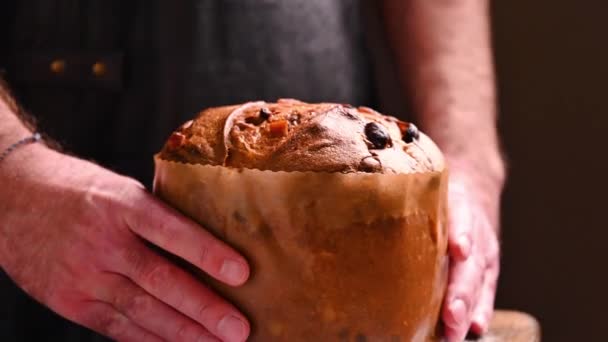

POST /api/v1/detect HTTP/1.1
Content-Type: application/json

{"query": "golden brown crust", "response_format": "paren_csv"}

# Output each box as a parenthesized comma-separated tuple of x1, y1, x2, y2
(159, 99, 444, 173)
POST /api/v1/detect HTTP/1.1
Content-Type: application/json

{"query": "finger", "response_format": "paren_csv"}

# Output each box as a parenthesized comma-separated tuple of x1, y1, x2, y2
(470, 243, 500, 335)
(442, 254, 484, 342)
(99, 272, 220, 342)
(469, 267, 498, 335)
(124, 190, 250, 286)
(77, 300, 163, 342)
(447, 185, 473, 260)
(117, 242, 250, 342)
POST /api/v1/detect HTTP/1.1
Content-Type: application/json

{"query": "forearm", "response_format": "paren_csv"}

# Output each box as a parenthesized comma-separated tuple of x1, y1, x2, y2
(381, 0, 504, 189)
(0, 82, 52, 206)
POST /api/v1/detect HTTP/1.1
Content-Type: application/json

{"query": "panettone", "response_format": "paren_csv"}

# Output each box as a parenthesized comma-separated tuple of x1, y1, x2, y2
(154, 99, 448, 341)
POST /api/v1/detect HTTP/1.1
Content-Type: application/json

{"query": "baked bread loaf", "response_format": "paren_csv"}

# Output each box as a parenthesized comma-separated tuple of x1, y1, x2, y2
(154, 99, 448, 341)
(159, 98, 444, 174)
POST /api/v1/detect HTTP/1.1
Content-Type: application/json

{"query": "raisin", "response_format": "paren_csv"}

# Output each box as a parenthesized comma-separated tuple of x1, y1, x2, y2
(403, 123, 420, 143)
(260, 107, 272, 120)
(364, 122, 391, 149)
(245, 108, 272, 125)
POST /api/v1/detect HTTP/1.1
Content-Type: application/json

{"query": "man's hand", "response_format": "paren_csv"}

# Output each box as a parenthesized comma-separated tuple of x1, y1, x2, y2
(380, 0, 503, 339)
(442, 167, 502, 341)
(0, 145, 251, 342)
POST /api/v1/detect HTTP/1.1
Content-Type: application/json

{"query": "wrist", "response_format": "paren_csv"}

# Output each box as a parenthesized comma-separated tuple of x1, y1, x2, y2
(445, 150, 505, 191)
(446, 152, 505, 231)
(419, 109, 504, 190)
(0, 143, 59, 201)
(0, 122, 33, 149)
(0, 143, 59, 269)
(0, 98, 31, 141)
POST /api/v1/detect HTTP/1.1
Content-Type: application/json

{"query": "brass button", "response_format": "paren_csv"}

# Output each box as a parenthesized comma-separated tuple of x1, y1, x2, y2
(50, 59, 66, 74)
(92, 62, 107, 77)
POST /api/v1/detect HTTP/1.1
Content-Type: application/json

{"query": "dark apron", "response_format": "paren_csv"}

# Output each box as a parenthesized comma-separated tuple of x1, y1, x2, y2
(0, 1, 405, 340)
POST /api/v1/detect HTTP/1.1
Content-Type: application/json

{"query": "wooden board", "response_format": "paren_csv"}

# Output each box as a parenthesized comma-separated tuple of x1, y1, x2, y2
(470, 310, 541, 342)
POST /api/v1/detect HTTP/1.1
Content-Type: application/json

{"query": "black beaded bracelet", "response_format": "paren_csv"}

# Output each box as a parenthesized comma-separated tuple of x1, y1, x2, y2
(0, 133, 42, 163)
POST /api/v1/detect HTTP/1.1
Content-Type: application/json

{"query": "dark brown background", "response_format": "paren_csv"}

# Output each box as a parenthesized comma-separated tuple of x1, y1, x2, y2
(492, 1, 608, 341)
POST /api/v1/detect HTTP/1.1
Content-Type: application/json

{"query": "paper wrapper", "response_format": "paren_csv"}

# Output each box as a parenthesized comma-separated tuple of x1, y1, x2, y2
(153, 156, 448, 342)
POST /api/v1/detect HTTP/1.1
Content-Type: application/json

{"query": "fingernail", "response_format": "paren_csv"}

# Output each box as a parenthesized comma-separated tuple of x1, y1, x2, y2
(457, 235, 472, 259)
(217, 315, 248, 342)
(220, 260, 247, 284)
(448, 299, 467, 326)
